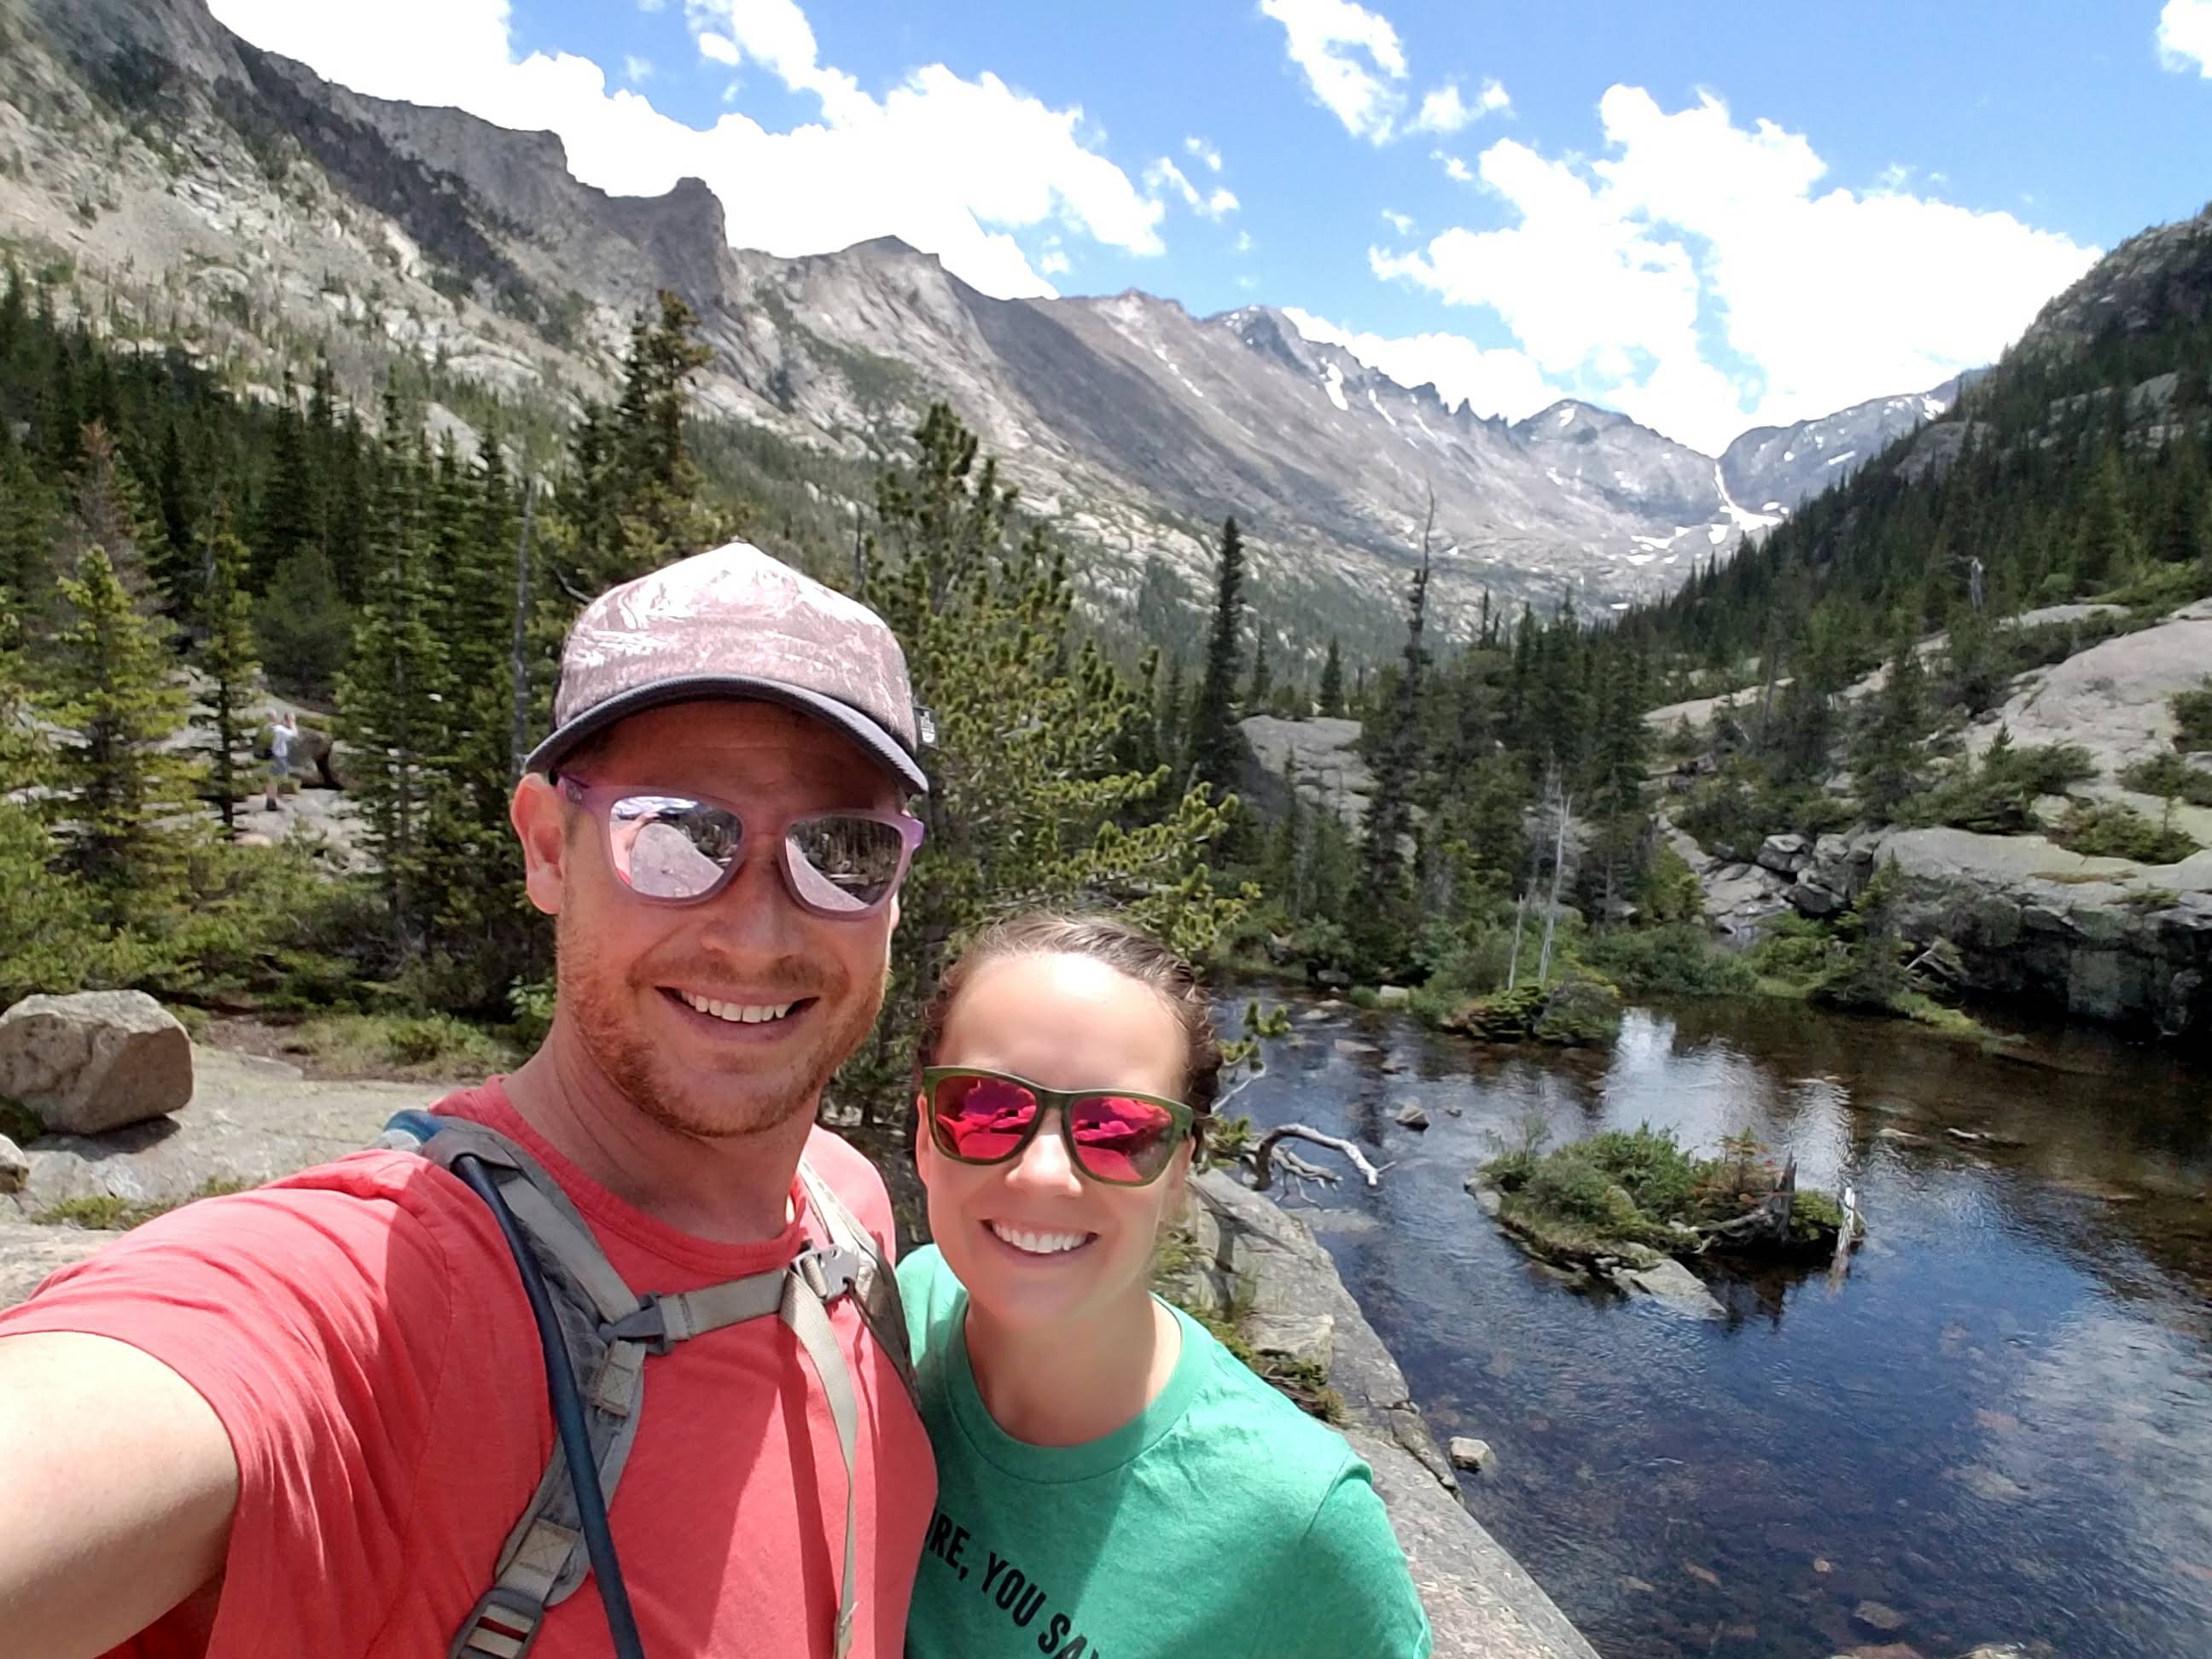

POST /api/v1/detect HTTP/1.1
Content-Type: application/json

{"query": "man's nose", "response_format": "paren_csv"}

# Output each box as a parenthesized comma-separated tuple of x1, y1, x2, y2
(693, 834, 807, 955)
(1005, 1109, 1084, 1195)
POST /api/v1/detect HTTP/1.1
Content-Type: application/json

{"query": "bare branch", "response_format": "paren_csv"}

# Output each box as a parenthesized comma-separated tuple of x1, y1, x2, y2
(1249, 1124, 1382, 1190)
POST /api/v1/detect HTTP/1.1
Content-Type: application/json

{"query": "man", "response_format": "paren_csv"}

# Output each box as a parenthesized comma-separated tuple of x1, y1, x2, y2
(264, 710, 296, 812)
(0, 543, 937, 1658)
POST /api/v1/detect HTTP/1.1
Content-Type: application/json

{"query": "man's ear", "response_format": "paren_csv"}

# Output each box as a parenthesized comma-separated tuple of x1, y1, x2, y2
(511, 774, 569, 917)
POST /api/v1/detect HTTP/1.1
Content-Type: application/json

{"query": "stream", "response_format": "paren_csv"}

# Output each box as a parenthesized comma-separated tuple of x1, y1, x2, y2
(1225, 987, 2212, 1659)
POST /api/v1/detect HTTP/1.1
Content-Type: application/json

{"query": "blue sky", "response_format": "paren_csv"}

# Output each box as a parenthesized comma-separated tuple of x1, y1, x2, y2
(211, 0, 2212, 451)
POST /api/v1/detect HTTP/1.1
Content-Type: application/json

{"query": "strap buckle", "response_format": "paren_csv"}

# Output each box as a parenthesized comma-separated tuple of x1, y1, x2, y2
(598, 1293, 672, 1355)
(453, 1589, 544, 1659)
(795, 1245, 864, 1303)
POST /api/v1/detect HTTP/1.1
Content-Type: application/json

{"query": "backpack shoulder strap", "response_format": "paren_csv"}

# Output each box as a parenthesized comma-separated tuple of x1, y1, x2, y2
(375, 1115, 900, 1659)
(796, 1158, 920, 1409)
(381, 1112, 682, 1658)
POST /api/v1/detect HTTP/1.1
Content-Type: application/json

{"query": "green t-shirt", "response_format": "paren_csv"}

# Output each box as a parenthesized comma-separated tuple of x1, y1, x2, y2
(897, 1245, 1433, 1659)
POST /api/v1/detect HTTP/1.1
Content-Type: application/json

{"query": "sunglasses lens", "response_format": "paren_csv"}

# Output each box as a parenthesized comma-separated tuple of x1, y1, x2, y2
(933, 1074, 1039, 1163)
(1069, 1095, 1181, 1185)
(610, 795, 742, 899)
(785, 817, 910, 914)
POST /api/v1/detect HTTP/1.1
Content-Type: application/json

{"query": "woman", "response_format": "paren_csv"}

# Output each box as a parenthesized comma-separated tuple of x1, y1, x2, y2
(899, 912, 1433, 1658)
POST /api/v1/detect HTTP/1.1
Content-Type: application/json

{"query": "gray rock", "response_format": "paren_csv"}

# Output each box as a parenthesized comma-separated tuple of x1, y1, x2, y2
(1614, 1258, 1727, 1320)
(1448, 1437, 1493, 1472)
(1333, 1038, 1380, 1057)
(0, 992, 194, 1135)
(1854, 1598, 1907, 1633)
(1788, 876, 1847, 917)
(1756, 832, 1811, 876)
(0, 1133, 25, 1195)
(1244, 1310, 1336, 1371)
(1376, 985, 1413, 1007)
(1394, 1101, 1431, 1130)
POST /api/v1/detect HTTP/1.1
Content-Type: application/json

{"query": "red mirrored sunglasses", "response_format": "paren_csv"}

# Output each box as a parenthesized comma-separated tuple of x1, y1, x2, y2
(921, 1066, 1202, 1187)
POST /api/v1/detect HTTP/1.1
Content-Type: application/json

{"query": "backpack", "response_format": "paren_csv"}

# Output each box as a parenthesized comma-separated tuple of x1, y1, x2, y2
(375, 1109, 920, 1659)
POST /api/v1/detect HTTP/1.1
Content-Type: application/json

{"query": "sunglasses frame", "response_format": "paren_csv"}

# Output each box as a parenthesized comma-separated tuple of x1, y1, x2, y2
(559, 775, 925, 919)
(920, 1065, 1203, 1188)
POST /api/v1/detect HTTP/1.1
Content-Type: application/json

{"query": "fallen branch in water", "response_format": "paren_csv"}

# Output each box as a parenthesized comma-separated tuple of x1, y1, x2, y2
(1249, 1125, 1383, 1192)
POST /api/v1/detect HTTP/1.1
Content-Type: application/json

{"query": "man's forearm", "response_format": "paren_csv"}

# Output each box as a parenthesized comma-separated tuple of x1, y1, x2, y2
(0, 1332, 240, 1659)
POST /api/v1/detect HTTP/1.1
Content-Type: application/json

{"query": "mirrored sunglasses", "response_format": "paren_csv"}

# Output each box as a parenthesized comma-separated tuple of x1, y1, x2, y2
(560, 777, 923, 918)
(922, 1066, 1200, 1187)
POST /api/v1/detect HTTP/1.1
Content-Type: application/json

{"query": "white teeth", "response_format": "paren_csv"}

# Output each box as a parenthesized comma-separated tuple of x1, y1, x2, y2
(680, 992, 796, 1026)
(987, 1221, 1091, 1257)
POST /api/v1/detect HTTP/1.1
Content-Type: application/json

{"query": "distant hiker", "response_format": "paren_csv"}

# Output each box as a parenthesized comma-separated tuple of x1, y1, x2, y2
(0, 543, 937, 1658)
(264, 710, 296, 811)
(900, 913, 1433, 1658)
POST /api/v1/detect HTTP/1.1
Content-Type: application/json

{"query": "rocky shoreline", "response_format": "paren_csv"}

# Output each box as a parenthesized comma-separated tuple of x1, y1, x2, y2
(1161, 1169, 1602, 1659)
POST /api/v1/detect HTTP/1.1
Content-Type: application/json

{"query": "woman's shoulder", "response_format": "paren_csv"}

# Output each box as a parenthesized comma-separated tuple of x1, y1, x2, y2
(894, 1243, 965, 1360)
(1167, 1304, 1367, 1493)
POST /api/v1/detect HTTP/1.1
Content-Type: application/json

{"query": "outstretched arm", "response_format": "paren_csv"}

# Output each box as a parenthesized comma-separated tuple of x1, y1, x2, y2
(0, 1332, 240, 1659)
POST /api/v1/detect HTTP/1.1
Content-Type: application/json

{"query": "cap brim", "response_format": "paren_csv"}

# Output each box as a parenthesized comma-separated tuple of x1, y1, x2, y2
(525, 674, 929, 795)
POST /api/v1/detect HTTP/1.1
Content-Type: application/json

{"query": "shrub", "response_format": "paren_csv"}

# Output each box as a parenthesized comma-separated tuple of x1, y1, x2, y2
(2119, 754, 2212, 807)
(288, 1012, 518, 1079)
(1524, 1150, 1615, 1225)
(2173, 678, 2212, 753)
(2052, 800, 2201, 864)
(1580, 1125, 1701, 1219)
(1746, 915, 1839, 992)
(1637, 844, 1706, 925)
(1580, 925, 1758, 998)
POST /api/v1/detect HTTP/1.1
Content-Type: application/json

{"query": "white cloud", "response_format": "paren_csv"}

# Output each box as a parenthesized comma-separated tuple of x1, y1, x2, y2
(2160, 0, 2212, 73)
(1381, 208, 1415, 235)
(206, 0, 1165, 300)
(1184, 135, 1224, 172)
(1039, 247, 1071, 276)
(1258, 0, 1407, 143)
(1407, 77, 1510, 136)
(623, 54, 654, 84)
(1234, 230, 1254, 253)
(1369, 86, 2098, 451)
(1145, 156, 1239, 221)
(1435, 150, 1472, 183)
(1284, 306, 1556, 420)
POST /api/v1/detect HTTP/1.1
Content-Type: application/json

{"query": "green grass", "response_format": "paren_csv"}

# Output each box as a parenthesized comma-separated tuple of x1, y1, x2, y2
(35, 1176, 251, 1231)
(283, 1012, 520, 1080)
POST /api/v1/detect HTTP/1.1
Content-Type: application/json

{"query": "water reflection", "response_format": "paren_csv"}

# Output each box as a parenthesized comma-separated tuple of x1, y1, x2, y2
(1234, 989, 2212, 1659)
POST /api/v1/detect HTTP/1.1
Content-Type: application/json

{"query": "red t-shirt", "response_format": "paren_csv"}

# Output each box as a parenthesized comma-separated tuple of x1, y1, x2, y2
(0, 1080, 935, 1658)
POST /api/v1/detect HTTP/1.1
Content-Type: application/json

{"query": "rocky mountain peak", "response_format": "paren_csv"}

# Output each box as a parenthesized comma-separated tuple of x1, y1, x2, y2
(2017, 201, 2212, 358)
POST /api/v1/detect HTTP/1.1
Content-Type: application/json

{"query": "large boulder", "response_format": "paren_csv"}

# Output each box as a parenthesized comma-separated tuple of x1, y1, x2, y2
(0, 992, 194, 1134)
(0, 1134, 24, 1195)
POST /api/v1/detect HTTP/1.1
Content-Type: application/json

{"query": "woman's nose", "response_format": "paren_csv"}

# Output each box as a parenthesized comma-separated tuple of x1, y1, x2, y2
(1005, 1109, 1083, 1193)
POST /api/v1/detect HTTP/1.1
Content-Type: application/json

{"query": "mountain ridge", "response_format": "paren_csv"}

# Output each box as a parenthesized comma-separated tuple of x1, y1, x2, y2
(0, 0, 1967, 647)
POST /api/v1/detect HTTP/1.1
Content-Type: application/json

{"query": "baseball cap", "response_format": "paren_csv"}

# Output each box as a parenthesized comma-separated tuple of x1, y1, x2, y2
(526, 541, 930, 794)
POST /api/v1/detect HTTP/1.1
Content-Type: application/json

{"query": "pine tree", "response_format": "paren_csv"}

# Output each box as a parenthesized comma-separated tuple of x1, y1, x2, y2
(848, 404, 1244, 1131)
(197, 507, 262, 836)
(1186, 516, 1248, 796)
(1244, 627, 1272, 714)
(555, 291, 724, 597)
(2075, 445, 2142, 591)
(1355, 554, 1429, 970)
(1854, 626, 1929, 824)
(40, 546, 200, 922)
(1317, 636, 1345, 718)
(339, 385, 447, 952)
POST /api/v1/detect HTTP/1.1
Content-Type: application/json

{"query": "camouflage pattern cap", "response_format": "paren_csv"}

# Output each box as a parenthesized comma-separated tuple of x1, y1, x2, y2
(527, 540, 928, 794)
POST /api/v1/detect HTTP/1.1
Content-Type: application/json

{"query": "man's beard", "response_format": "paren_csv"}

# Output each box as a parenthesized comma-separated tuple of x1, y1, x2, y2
(556, 908, 888, 1141)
